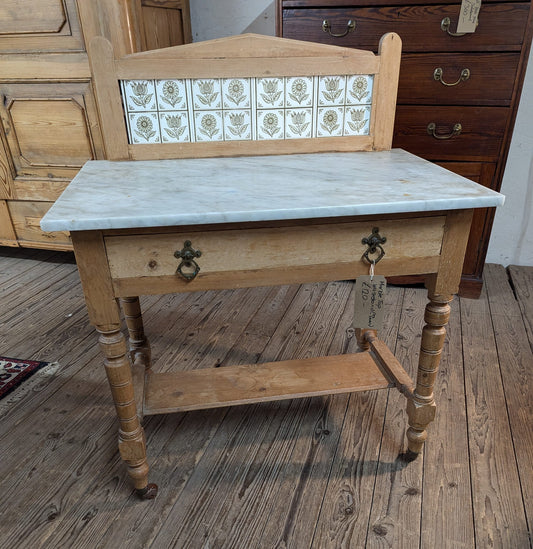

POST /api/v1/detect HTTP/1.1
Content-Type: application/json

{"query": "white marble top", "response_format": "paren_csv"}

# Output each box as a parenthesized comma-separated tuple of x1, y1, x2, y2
(40, 149, 504, 232)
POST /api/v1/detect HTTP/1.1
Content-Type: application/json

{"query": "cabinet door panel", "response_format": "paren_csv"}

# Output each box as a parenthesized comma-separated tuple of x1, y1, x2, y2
(0, 0, 66, 34)
(281, 3, 529, 52)
(398, 53, 519, 106)
(0, 0, 83, 53)
(392, 105, 508, 161)
(141, 1, 192, 48)
(9, 99, 92, 167)
(0, 82, 104, 180)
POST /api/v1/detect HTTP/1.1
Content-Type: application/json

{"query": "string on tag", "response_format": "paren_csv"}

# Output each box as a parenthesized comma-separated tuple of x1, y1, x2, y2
(369, 260, 375, 281)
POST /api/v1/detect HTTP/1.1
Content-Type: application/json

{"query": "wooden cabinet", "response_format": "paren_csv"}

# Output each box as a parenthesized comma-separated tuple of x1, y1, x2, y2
(277, 0, 533, 296)
(0, 0, 192, 250)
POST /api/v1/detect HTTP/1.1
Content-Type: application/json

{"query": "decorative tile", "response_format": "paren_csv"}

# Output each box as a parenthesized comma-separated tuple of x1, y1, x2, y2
(256, 78, 284, 109)
(285, 108, 313, 139)
(223, 110, 252, 141)
(159, 111, 190, 143)
(343, 106, 371, 136)
(257, 110, 284, 140)
(128, 112, 161, 143)
(318, 76, 346, 106)
(222, 78, 251, 109)
(192, 79, 222, 110)
(194, 110, 223, 141)
(155, 79, 187, 111)
(122, 80, 157, 112)
(317, 107, 344, 137)
(346, 75, 373, 105)
(285, 77, 314, 108)
(120, 73, 374, 144)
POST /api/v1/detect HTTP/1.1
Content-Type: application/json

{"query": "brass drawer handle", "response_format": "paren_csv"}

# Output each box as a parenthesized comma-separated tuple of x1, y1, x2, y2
(322, 19, 356, 38)
(440, 16, 478, 37)
(362, 227, 386, 265)
(174, 240, 202, 281)
(427, 122, 462, 140)
(433, 67, 470, 86)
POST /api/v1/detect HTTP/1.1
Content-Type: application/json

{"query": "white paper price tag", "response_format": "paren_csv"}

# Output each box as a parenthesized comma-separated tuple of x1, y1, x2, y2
(456, 0, 482, 34)
(353, 275, 387, 331)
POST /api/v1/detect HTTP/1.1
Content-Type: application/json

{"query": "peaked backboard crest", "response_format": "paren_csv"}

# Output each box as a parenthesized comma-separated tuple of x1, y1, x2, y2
(127, 33, 376, 61)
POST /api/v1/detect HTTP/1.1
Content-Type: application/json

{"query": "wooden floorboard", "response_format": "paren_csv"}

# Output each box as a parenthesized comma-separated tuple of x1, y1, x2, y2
(0, 248, 532, 549)
(509, 265, 533, 353)
(312, 282, 405, 548)
(460, 274, 530, 548)
(485, 264, 533, 543)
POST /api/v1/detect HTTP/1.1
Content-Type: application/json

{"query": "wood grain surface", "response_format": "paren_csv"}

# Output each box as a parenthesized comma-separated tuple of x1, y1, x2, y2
(1, 248, 531, 548)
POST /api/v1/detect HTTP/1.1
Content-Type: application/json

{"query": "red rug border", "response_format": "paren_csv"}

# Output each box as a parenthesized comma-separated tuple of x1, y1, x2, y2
(0, 357, 51, 400)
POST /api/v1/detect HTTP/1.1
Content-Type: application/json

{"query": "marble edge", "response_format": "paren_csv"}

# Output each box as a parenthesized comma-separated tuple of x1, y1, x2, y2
(40, 194, 505, 233)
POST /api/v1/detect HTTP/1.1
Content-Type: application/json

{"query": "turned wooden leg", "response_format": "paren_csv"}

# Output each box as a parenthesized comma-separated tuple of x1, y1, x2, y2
(120, 296, 152, 371)
(97, 324, 158, 499)
(405, 293, 451, 457)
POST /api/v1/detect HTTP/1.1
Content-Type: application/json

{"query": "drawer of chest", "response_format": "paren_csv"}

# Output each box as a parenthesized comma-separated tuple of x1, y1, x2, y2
(104, 217, 446, 296)
(392, 105, 508, 161)
(280, 3, 529, 52)
(8, 200, 72, 249)
(397, 53, 520, 105)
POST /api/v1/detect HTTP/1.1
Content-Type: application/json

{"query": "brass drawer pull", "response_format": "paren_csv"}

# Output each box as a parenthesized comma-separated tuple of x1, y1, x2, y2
(427, 122, 462, 140)
(174, 240, 201, 281)
(362, 227, 386, 264)
(322, 19, 356, 38)
(440, 16, 478, 37)
(433, 67, 470, 86)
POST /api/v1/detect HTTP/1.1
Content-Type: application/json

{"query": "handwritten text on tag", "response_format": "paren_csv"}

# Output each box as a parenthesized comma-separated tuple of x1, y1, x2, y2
(456, 0, 482, 33)
(353, 275, 387, 331)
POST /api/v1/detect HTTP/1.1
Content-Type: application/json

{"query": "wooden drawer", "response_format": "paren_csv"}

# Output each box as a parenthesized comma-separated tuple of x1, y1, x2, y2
(398, 53, 520, 105)
(392, 105, 508, 161)
(105, 216, 446, 296)
(280, 3, 530, 52)
(8, 201, 71, 249)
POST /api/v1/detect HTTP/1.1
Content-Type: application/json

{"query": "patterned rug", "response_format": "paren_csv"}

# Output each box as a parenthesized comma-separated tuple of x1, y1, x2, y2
(0, 357, 59, 411)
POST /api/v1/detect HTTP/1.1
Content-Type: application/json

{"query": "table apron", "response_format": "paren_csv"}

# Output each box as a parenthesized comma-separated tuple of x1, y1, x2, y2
(104, 216, 446, 296)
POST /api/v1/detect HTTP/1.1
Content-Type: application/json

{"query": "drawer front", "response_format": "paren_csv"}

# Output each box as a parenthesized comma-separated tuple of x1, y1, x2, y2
(281, 3, 529, 52)
(8, 200, 71, 249)
(105, 217, 446, 296)
(392, 106, 508, 161)
(398, 53, 520, 105)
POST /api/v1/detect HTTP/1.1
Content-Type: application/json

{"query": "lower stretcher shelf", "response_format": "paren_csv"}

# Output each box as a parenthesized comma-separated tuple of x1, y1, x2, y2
(143, 352, 401, 416)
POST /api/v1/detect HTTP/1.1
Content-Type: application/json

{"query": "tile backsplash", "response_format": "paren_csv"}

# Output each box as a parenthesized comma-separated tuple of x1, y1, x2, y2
(120, 75, 373, 144)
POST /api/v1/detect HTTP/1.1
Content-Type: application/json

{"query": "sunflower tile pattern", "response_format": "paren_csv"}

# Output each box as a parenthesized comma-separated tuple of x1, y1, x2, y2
(120, 75, 373, 144)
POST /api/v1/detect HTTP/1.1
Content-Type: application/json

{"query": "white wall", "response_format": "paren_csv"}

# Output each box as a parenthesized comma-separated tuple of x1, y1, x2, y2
(190, 1, 533, 267)
(486, 45, 533, 266)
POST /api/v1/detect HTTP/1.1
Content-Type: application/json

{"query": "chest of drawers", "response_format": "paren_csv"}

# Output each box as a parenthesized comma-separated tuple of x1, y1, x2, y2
(277, 0, 533, 296)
